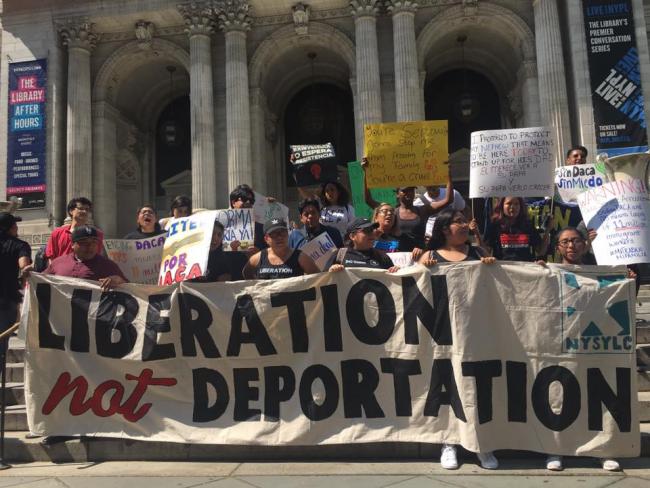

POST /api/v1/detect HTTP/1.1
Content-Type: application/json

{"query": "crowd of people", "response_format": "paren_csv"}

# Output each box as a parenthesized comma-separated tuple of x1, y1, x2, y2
(0, 144, 638, 470)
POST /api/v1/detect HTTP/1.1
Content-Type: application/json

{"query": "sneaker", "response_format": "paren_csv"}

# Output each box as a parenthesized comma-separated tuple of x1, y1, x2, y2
(477, 451, 498, 470)
(546, 455, 563, 471)
(600, 458, 620, 471)
(440, 444, 458, 470)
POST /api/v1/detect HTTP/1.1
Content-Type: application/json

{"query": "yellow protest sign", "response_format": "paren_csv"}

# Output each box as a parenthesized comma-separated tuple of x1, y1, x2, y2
(363, 121, 448, 188)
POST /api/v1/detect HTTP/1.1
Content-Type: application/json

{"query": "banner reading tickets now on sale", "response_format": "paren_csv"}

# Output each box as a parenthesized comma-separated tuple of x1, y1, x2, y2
(24, 264, 638, 456)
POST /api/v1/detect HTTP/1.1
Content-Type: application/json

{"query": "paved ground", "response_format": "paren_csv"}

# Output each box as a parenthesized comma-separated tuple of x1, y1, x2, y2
(1, 460, 650, 488)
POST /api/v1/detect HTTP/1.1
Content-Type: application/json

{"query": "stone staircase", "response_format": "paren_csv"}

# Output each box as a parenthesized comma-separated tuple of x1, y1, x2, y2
(3, 286, 650, 462)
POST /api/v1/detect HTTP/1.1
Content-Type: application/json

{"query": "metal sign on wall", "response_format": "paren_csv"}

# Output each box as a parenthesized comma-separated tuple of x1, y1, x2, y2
(6, 59, 47, 208)
(583, 0, 648, 157)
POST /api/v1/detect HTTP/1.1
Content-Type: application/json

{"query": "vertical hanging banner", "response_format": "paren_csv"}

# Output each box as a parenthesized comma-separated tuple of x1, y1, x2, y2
(6, 59, 47, 208)
(583, 0, 648, 156)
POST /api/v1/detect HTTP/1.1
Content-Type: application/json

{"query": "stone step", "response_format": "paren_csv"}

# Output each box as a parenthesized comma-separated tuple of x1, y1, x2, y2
(3, 404, 28, 431)
(637, 324, 650, 344)
(5, 362, 24, 383)
(7, 337, 24, 363)
(2, 381, 25, 405)
(637, 371, 650, 392)
(640, 391, 650, 422)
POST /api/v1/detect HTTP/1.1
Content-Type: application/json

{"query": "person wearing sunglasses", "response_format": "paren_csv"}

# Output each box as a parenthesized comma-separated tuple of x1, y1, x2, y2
(229, 184, 267, 251)
(328, 218, 399, 272)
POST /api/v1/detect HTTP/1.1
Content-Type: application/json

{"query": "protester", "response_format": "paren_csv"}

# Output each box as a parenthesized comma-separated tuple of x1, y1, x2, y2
(44, 197, 104, 263)
(362, 157, 454, 252)
(541, 226, 621, 473)
(289, 198, 343, 249)
(243, 218, 319, 279)
(44, 226, 127, 291)
(229, 184, 266, 250)
(194, 221, 247, 282)
(0, 212, 32, 344)
(565, 145, 588, 166)
(160, 195, 192, 231)
(372, 203, 401, 253)
(484, 196, 550, 261)
(328, 218, 399, 272)
(414, 184, 466, 239)
(297, 180, 355, 239)
(124, 204, 165, 239)
(417, 208, 497, 470)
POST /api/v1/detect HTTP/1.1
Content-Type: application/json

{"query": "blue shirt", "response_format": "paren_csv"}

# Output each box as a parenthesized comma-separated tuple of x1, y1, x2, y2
(289, 224, 343, 250)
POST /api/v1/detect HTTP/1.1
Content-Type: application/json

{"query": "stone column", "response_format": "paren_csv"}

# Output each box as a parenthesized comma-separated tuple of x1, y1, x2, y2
(58, 19, 98, 201)
(249, 87, 268, 194)
(178, 2, 217, 209)
(350, 1, 382, 157)
(217, 0, 253, 192)
(388, 1, 423, 121)
(519, 59, 542, 127)
(533, 0, 571, 165)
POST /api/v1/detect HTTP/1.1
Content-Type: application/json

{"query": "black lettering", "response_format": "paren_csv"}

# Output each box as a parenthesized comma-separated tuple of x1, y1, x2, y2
(424, 359, 466, 421)
(264, 366, 296, 421)
(70, 289, 91, 353)
(341, 359, 384, 418)
(299, 364, 339, 421)
(462, 360, 502, 424)
(37, 283, 63, 350)
(587, 367, 631, 432)
(96, 291, 138, 358)
(380, 358, 421, 416)
(228, 294, 277, 356)
(345, 279, 395, 345)
(506, 361, 527, 422)
(270, 288, 316, 353)
(143, 294, 175, 361)
(321, 284, 342, 352)
(179, 293, 220, 358)
(233, 368, 261, 421)
(532, 366, 580, 432)
(192, 368, 229, 422)
(403, 276, 452, 345)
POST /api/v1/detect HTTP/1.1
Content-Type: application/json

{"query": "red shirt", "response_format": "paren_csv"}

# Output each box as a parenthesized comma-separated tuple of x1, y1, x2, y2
(45, 225, 104, 260)
(44, 253, 126, 281)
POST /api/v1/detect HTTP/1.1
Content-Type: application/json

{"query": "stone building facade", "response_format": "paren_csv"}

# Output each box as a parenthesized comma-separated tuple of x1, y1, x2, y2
(1, 0, 649, 240)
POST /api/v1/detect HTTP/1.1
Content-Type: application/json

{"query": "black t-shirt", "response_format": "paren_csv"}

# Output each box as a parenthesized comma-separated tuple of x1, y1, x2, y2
(427, 246, 484, 263)
(333, 248, 394, 270)
(0, 234, 31, 304)
(196, 248, 248, 282)
(484, 220, 541, 262)
(124, 228, 166, 239)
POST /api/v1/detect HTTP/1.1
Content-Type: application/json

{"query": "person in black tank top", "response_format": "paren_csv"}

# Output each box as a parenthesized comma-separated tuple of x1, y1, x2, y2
(243, 218, 320, 280)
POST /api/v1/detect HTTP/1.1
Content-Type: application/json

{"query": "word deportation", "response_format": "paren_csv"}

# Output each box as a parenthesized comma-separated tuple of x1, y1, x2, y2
(35, 279, 631, 433)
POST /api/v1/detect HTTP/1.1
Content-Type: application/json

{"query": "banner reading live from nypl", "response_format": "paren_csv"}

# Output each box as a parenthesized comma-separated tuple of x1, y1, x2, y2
(583, 0, 648, 156)
(24, 264, 638, 456)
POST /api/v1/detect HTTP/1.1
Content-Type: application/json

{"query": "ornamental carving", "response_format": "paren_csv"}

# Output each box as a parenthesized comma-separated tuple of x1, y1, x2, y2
(135, 20, 155, 49)
(518, 59, 538, 80)
(215, 0, 251, 32)
(292, 3, 310, 36)
(386, 0, 418, 15)
(461, 0, 478, 17)
(58, 18, 100, 51)
(349, 0, 380, 18)
(177, 2, 215, 37)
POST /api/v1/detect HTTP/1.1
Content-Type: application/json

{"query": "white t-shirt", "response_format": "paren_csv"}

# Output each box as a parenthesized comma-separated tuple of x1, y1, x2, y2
(414, 188, 466, 236)
(320, 204, 355, 237)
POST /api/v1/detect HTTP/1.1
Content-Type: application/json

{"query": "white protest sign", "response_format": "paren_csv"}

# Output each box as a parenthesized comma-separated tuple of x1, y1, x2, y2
(253, 192, 289, 225)
(555, 163, 609, 203)
(215, 208, 255, 251)
(104, 236, 165, 285)
(577, 179, 650, 265)
(158, 211, 217, 285)
(300, 232, 337, 271)
(470, 127, 555, 198)
(389, 252, 415, 268)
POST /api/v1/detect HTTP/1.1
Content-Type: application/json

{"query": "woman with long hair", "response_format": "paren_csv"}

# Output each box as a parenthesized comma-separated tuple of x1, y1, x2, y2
(483, 196, 550, 261)
(371, 203, 401, 253)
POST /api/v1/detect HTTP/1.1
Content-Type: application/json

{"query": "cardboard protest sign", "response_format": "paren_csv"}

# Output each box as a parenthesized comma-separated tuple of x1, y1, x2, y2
(157, 211, 217, 285)
(290, 143, 338, 186)
(253, 192, 289, 225)
(364, 121, 448, 189)
(577, 179, 650, 265)
(300, 232, 337, 271)
(555, 163, 609, 203)
(348, 161, 396, 219)
(470, 127, 555, 198)
(25, 264, 638, 456)
(388, 252, 414, 268)
(104, 236, 165, 285)
(215, 208, 255, 251)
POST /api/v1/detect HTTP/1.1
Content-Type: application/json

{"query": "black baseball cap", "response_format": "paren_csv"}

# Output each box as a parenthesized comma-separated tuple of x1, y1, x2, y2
(347, 217, 379, 234)
(71, 225, 99, 242)
(0, 212, 21, 232)
(263, 218, 288, 235)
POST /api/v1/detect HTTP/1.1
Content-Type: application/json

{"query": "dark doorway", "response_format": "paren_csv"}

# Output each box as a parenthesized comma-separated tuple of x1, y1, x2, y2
(425, 69, 501, 154)
(284, 83, 356, 186)
(155, 95, 191, 195)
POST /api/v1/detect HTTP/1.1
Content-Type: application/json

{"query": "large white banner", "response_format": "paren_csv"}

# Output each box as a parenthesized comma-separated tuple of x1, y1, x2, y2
(577, 179, 650, 265)
(470, 127, 555, 198)
(104, 237, 165, 285)
(24, 264, 638, 457)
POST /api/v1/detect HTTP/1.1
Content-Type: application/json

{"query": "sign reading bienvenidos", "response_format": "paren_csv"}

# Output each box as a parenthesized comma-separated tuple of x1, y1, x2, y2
(583, 0, 648, 156)
(25, 263, 639, 456)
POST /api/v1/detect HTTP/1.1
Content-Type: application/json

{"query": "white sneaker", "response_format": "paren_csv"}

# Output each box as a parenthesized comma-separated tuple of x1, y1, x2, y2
(546, 455, 563, 471)
(600, 458, 620, 471)
(477, 451, 498, 470)
(440, 444, 458, 470)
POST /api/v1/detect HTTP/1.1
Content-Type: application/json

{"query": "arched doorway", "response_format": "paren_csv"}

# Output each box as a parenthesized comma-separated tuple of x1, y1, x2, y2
(284, 83, 355, 186)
